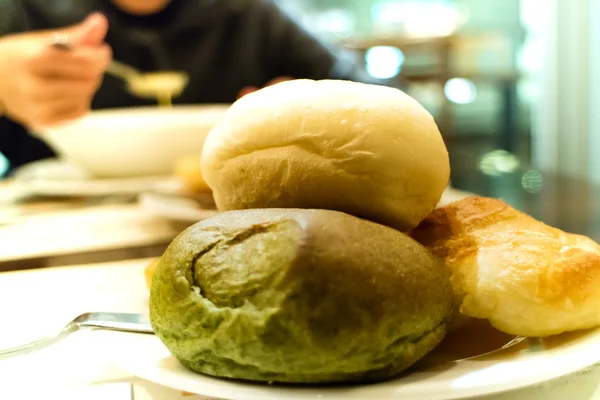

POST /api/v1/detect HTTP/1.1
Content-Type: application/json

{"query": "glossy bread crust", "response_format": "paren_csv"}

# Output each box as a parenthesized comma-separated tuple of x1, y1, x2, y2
(411, 196, 600, 337)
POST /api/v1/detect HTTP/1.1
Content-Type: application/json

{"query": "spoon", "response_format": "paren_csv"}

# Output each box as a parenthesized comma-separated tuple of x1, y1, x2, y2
(0, 312, 154, 359)
(50, 33, 189, 107)
(106, 60, 189, 107)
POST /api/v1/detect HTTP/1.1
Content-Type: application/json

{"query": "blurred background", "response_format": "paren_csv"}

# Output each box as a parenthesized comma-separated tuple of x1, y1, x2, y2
(1, 0, 600, 269)
(1, 0, 599, 233)
(2, 0, 595, 185)
(266, 0, 598, 198)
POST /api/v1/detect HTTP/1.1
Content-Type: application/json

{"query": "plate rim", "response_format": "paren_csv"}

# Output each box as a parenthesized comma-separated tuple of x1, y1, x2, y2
(101, 329, 600, 400)
(12, 159, 181, 197)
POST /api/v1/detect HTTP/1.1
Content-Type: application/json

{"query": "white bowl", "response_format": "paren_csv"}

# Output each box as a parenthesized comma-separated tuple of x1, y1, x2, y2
(39, 105, 230, 178)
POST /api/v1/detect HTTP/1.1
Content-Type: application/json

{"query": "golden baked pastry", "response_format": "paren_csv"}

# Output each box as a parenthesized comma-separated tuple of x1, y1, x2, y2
(145, 258, 160, 290)
(174, 154, 211, 194)
(411, 196, 600, 337)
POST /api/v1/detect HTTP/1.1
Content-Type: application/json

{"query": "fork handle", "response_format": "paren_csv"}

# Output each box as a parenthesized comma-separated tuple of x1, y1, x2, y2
(0, 313, 153, 359)
(106, 60, 141, 81)
(0, 323, 78, 359)
(75, 312, 154, 334)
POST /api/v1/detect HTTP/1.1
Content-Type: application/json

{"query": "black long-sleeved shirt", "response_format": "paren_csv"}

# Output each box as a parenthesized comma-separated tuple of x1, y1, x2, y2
(0, 0, 382, 172)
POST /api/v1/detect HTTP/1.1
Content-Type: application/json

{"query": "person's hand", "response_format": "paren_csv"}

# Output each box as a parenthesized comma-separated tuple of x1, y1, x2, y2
(237, 76, 292, 99)
(0, 13, 112, 128)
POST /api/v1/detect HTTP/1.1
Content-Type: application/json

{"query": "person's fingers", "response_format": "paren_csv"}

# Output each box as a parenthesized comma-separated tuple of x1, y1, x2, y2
(30, 78, 100, 102)
(48, 102, 89, 123)
(70, 13, 109, 47)
(91, 43, 112, 72)
(19, 75, 94, 126)
(32, 96, 89, 126)
(30, 44, 112, 79)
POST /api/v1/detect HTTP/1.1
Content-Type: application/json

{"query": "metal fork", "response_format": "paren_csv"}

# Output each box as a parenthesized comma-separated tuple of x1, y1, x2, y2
(0, 312, 154, 359)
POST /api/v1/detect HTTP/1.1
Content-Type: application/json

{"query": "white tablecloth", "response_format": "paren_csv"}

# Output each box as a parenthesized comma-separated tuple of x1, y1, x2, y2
(0, 258, 204, 399)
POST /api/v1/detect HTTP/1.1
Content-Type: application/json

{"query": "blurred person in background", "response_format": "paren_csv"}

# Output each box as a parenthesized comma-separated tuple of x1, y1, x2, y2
(0, 0, 382, 173)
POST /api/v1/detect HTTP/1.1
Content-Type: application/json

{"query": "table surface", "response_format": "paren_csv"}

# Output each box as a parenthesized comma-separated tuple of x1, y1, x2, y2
(0, 258, 205, 399)
(0, 174, 192, 270)
(1, 257, 600, 400)
(1, 163, 600, 271)
(0, 181, 472, 271)
(0, 177, 599, 399)
(0, 201, 183, 271)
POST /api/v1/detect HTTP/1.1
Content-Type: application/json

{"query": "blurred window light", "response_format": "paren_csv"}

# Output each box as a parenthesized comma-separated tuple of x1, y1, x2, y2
(444, 78, 477, 104)
(519, 0, 548, 76)
(0, 152, 8, 177)
(478, 150, 520, 176)
(365, 46, 405, 79)
(520, 0, 550, 33)
(275, 3, 354, 38)
(521, 169, 544, 193)
(408, 82, 444, 114)
(518, 80, 540, 104)
(311, 9, 354, 37)
(371, 1, 459, 37)
(518, 39, 544, 73)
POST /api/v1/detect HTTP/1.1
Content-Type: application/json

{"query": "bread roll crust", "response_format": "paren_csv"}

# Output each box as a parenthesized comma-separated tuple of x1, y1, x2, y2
(411, 196, 600, 337)
(150, 208, 453, 383)
(201, 79, 450, 231)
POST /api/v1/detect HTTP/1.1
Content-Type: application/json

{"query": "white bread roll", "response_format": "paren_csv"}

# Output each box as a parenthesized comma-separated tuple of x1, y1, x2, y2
(201, 79, 450, 231)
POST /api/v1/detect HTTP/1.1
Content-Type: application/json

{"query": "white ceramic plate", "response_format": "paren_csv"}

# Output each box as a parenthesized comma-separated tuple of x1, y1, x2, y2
(437, 187, 474, 208)
(101, 324, 600, 400)
(11, 159, 181, 197)
(138, 192, 218, 223)
(136, 187, 474, 225)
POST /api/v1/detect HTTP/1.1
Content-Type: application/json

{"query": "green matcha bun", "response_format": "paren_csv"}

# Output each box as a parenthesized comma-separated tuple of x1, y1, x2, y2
(150, 208, 452, 384)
